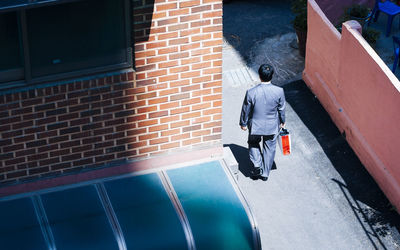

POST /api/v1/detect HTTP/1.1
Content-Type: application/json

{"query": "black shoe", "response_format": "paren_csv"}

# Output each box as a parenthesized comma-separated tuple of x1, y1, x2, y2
(250, 175, 259, 180)
(260, 176, 268, 181)
(250, 167, 262, 176)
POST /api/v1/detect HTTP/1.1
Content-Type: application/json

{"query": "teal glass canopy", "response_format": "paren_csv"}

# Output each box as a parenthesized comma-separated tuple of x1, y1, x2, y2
(0, 161, 261, 249)
(168, 162, 255, 250)
(0, 198, 47, 249)
(105, 174, 188, 250)
(41, 186, 119, 250)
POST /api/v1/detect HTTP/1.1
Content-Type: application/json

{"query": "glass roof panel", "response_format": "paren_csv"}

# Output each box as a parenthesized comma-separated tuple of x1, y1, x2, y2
(0, 161, 259, 250)
(104, 173, 188, 250)
(167, 161, 255, 250)
(0, 198, 47, 250)
(41, 185, 119, 250)
(0, 0, 78, 11)
(0, 1, 27, 9)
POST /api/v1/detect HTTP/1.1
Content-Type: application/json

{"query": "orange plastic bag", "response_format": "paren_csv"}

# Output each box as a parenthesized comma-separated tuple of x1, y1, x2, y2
(278, 128, 291, 155)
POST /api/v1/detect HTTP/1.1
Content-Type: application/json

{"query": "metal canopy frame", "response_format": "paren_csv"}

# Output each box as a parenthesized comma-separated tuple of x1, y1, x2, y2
(220, 159, 262, 250)
(0, 160, 262, 250)
(158, 171, 196, 250)
(96, 183, 127, 250)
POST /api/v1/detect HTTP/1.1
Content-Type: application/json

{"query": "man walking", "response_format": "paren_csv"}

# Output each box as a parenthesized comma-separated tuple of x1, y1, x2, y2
(240, 64, 286, 181)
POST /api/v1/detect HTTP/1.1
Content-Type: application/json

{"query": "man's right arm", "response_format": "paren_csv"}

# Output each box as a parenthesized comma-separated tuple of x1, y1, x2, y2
(278, 88, 286, 127)
(240, 90, 251, 129)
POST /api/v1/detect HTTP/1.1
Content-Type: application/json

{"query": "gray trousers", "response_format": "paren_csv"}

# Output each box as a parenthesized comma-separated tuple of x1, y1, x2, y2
(248, 134, 277, 177)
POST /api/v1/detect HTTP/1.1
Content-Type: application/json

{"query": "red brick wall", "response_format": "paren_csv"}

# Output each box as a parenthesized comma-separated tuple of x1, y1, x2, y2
(0, 0, 223, 186)
(133, 0, 223, 151)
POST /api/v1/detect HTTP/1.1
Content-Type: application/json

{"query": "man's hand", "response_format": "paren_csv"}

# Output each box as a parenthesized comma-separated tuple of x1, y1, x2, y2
(280, 123, 285, 129)
(241, 126, 247, 131)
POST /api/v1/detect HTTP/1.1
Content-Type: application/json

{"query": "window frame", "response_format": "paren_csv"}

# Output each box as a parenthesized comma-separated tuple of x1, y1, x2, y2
(0, 0, 133, 90)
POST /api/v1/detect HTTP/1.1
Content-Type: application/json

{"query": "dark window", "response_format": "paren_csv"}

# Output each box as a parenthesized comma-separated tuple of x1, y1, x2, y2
(0, 0, 131, 89)
(0, 11, 24, 83)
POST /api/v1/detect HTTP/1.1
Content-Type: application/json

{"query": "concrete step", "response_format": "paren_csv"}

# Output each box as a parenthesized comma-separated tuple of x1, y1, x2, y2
(223, 146, 239, 180)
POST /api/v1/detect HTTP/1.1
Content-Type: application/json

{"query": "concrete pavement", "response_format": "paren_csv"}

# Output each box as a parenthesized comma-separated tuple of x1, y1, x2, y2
(222, 1, 400, 249)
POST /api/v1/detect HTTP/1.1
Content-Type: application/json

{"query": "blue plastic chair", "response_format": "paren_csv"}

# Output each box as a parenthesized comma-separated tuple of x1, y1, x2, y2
(392, 36, 400, 72)
(371, 0, 400, 36)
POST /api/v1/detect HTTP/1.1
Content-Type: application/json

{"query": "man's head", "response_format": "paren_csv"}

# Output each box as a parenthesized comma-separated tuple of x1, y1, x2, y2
(258, 64, 274, 82)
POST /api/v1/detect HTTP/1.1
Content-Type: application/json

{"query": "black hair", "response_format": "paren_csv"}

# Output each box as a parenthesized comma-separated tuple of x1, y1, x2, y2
(258, 64, 274, 82)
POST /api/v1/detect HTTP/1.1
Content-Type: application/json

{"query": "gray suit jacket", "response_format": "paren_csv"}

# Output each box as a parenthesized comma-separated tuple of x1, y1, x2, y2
(240, 83, 286, 135)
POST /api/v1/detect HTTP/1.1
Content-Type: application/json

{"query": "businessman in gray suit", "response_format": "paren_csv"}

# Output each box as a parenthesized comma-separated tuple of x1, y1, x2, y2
(240, 64, 286, 181)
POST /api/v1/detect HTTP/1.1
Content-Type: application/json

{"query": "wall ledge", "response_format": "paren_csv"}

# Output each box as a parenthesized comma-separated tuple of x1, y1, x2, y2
(342, 21, 400, 92)
(0, 146, 223, 198)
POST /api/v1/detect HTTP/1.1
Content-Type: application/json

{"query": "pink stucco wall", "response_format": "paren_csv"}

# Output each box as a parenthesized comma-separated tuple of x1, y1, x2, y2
(315, 0, 374, 25)
(304, 0, 400, 211)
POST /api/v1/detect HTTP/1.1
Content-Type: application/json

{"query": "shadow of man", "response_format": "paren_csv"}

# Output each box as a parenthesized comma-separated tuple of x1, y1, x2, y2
(224, 144, 277, 178)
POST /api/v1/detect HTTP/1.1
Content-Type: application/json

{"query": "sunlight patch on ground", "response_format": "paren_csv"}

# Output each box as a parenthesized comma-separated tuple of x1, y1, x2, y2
(249, 33, 305, 86)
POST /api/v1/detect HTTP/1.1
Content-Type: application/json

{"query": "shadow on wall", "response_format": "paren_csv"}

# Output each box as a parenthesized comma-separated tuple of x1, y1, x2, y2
(133, 0, 155, 44)
(283, 80, 400, 242)
(315, 0, 374, 25)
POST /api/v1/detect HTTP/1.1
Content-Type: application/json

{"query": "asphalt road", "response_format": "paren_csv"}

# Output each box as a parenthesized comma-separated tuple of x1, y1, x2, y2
(222, 1, 400, 249)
